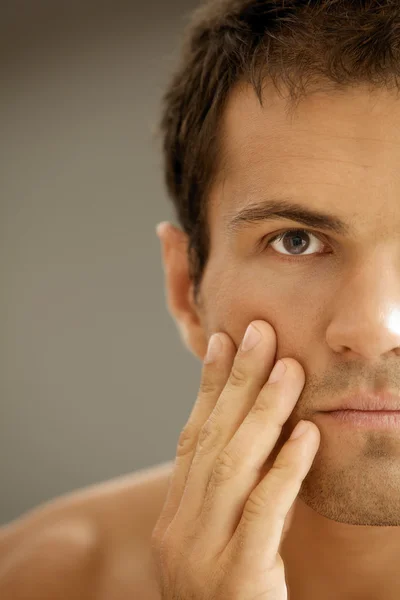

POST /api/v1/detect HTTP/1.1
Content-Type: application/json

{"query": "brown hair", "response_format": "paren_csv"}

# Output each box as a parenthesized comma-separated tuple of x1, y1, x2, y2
(159, 0, 400, 305)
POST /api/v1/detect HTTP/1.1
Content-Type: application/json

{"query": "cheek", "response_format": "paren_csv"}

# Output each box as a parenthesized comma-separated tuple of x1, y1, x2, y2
(204, 266, 324, 354)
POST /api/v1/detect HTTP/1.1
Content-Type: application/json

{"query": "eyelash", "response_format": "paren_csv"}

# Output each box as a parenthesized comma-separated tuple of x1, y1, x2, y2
(262, 229, 330, 260)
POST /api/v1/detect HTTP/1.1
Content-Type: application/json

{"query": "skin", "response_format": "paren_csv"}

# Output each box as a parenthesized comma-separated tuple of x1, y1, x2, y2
(158, 80, 400, 599)
(2, 79, 400, 599)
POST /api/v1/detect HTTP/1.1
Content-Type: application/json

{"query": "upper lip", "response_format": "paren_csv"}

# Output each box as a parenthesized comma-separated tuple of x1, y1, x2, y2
(326, 391, 400, 412)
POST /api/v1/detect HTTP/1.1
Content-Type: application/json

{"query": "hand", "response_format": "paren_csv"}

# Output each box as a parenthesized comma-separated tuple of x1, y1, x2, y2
(151, 320, 320, 599)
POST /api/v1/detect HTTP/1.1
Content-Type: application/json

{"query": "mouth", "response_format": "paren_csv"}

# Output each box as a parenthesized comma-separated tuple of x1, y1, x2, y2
(318, 391, 400, 430)
(324, 391, 400, 412)
(321, 409, 400, 429)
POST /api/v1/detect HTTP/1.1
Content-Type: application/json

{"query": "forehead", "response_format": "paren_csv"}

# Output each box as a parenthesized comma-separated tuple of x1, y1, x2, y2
(209, 81, 400, 238)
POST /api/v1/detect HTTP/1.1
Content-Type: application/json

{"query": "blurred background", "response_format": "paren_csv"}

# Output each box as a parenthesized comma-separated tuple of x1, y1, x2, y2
(0, 0, 201, 524)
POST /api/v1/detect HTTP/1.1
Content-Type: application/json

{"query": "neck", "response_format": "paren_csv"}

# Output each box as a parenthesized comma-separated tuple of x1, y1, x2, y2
(280, 498, 400, 600)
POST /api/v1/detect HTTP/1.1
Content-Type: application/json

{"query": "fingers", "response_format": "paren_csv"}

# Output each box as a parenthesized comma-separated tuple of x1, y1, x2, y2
(154, 331, 237, 535)
(226, 419, 320, 572)
(177, 321, 278, 521)
(152, 317, 321, 599)
(198, 358, 306, 551)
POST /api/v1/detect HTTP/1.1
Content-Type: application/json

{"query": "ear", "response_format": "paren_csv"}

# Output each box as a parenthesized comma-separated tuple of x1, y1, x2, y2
(156, 222, 208, 360)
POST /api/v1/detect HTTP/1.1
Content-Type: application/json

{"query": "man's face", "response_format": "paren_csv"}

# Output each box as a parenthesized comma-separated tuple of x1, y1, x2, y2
(196, 81, 400, 525)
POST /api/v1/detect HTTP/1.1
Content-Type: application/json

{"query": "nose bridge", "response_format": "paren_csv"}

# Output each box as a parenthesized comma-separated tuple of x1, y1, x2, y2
(326, 250, 400, 358)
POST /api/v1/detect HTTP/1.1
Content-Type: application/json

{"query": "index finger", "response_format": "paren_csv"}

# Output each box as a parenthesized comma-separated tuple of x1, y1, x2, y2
(155, 332, 237, 533)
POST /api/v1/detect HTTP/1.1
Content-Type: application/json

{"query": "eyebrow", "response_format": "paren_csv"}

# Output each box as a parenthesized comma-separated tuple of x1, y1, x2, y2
(226, 197, 352, 236)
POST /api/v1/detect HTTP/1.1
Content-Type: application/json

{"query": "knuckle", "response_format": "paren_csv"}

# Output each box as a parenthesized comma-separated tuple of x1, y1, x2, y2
(176, 424, 196, 458)
(199, 376, 218, 396)
(243, 408, 282, 441)
(196, 417, 222, 455)
(267, 461, 289, 485)
(270, 454, 295, 478)
(266, 459, 300, 495)
(212, 448, 238, 485)
(272, 455, 302, 487)
(249, 398, 274, 419)
(228, 363, 248, 388)
(243, 491, 267, 522)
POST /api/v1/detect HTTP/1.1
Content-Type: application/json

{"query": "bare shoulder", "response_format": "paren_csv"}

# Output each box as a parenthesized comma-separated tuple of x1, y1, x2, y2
(0, 461, 174, 599)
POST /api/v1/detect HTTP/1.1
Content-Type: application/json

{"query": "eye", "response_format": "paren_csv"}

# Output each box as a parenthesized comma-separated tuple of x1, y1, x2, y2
(264, 229, 328, 257)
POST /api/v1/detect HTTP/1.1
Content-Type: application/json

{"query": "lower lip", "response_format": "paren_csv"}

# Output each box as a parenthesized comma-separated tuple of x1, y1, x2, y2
(323, 410, 400, 429)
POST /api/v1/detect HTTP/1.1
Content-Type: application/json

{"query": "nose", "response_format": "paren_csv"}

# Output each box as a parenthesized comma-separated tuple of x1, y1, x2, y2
(326, 253, 400, 360)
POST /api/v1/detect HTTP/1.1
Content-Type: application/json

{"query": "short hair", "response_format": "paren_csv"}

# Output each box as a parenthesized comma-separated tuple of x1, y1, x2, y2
(159, 0, 400, 304)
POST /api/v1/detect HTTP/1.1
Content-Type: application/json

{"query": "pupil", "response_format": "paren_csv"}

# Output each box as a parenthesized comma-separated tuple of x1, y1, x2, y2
(283, 231, 309, 254)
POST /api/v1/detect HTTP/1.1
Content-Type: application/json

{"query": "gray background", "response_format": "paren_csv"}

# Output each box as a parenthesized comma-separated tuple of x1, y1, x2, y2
(1, 0, 202, 524)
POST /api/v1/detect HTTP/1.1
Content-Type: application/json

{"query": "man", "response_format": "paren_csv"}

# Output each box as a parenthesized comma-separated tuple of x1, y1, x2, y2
(2, 0, 400, 597)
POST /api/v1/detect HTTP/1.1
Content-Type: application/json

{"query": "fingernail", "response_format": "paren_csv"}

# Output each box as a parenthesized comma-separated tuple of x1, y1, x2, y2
(241, 323, 262, 352)
(204, 334, 222, 364)
(267, 360, 287, 384)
